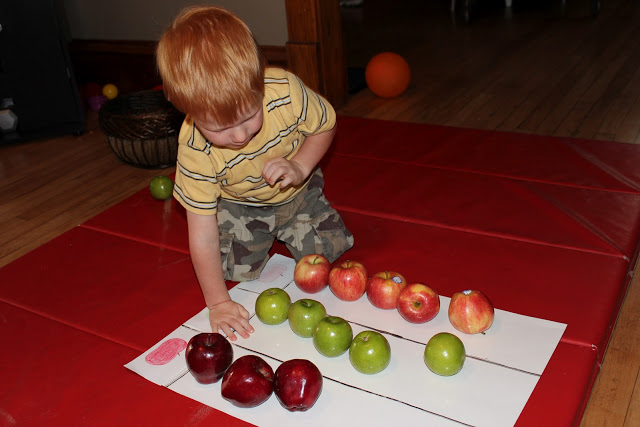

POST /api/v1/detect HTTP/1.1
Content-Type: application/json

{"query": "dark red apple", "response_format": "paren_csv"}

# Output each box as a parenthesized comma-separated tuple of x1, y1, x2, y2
(274, 359, 323, 412)
(221, 355, 274, 408)
(185, 333, 233, 384)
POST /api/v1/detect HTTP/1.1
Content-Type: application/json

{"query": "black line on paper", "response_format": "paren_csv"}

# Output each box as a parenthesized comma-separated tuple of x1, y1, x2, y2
(348, 320, 540, 377)
(233, 282, 541, 377)
(323, 376, 476, 427)
(232, 343, 474, 427)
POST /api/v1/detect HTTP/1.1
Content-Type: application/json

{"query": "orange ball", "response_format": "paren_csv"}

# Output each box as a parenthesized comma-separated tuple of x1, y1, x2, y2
(365, 52, 411, 98)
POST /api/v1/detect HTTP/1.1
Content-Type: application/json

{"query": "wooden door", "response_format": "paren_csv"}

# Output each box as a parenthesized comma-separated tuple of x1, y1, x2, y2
(284, 0, 347, 108)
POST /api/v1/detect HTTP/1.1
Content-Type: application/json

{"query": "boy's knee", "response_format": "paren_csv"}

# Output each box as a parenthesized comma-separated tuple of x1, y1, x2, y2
(313, 213, 354, 262)
(283, 211, 354, 263)
(224, 256, 270, 282)
(219, 228, 274, 282)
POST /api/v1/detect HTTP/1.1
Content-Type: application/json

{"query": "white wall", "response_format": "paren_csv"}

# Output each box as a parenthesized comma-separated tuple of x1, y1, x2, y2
(63, 0, 288, 46)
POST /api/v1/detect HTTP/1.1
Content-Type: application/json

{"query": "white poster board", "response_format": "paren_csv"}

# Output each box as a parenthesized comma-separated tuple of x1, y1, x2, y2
(126, 254, 566, 427)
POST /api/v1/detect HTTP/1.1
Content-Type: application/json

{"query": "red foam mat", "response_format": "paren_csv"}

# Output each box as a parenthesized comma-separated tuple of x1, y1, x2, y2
(0, 301, 247, 426)
(0, 227, 203, 352)
(322, 154, 640, 258)
(332, 116, 640, 192)
(3, 116, 640, 425)
(84, 117, 640, 264)
(515, 342, 598, 426)
(0, 300, 597, 426)
(82, 191, 189, 255)
(0, 211, 627, 355)
(83, 139, 640, 263)
(331, 211, 629, 353)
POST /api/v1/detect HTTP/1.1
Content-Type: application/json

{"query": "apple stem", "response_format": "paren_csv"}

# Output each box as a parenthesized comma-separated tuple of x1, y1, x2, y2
(481, 331, 486, 335)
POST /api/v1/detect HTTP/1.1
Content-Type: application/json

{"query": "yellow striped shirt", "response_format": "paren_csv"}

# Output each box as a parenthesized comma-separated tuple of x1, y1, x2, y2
(173, 68, 336, 215)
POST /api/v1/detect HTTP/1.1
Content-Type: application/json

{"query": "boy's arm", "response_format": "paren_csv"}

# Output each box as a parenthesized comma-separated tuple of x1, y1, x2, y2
(262, 125, 336, 188)
(187, 211, 254, 340)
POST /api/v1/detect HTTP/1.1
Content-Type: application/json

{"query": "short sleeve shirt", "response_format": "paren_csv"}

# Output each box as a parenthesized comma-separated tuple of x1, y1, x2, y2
(173, 68, 336, 216)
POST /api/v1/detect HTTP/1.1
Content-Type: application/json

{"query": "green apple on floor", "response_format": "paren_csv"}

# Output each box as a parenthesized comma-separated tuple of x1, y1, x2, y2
(149, 175, 174, 200)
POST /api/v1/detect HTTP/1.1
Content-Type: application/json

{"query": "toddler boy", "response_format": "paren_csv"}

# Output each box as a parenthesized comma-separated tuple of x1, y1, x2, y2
(156, 6, 353, 340)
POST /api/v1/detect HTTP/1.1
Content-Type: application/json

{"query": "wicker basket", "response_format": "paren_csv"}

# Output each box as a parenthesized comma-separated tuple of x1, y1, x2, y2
(98, 90, 185, 168)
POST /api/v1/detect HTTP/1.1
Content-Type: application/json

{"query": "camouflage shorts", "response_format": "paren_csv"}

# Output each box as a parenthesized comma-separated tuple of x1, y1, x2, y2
(216, 169, 354, 282)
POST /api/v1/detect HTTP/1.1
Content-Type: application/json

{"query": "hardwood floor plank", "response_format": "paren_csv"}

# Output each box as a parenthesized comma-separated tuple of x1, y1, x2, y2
(625, 375, 640, 426)
(616, 96, 640, 144)
(500, 26, 590, 133)
(573, 30, 640, 139)
(0, 122, 173, 267)
(522, 8, 631, 137)
(544, 41, 630, 137)
(581, 264, 640, 425)
(596, 47, 640, 143)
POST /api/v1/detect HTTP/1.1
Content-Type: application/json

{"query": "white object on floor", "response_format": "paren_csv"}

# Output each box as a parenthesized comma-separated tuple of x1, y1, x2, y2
(126, 254, 566, 427)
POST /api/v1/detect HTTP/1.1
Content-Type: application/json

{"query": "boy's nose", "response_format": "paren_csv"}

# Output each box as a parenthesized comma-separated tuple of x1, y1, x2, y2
(231, 127, 248, 143)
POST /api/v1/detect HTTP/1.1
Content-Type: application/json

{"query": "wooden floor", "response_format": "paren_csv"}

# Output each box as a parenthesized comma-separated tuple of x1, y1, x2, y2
(1, 0, 639, 424)
(341, 0, 640, 144)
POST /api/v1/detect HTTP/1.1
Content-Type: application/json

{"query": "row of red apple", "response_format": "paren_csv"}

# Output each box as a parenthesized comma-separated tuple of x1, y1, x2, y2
(185, 332, 323, 411)
(294, 254, 495, 335)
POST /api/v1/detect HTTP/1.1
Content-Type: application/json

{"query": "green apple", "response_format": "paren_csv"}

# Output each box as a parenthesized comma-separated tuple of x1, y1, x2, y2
(424, 332, 466, 376)
(255, 288, 291, 325)
(312, 316, 353, 357)
(149, 175, 174, 200)
(288, 299, 327, 338)
(349, 330, 391, 374)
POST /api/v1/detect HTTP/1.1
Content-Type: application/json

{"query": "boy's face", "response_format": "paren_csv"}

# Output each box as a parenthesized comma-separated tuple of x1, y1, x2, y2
(194, 106, 263, 149)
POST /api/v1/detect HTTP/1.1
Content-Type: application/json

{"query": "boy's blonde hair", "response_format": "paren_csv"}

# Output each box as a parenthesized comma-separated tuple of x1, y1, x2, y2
(156, 6, 265, 125)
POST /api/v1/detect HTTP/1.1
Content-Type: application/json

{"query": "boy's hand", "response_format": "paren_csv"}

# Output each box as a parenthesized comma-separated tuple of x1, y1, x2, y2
(208, 300, 254, 341)
(262, 158, 307, 189)
(263, 128, 335, 189)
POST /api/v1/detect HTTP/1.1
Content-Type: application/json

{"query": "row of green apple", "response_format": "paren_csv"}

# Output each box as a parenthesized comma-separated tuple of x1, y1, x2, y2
(255, 287, 467, 376)
(255, 288, 391, 374)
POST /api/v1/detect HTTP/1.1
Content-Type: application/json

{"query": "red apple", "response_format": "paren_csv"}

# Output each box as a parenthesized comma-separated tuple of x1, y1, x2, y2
(448, 289, 495, 334)
(273, 359, 323, 412)
(185, 333, 233, 384)
(366, 271, 407, 309)
(328, 260, 368, 301)
(397, 283, 440, 323)
(221, 355, 274, 408)
(294, 254, 331, 293)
